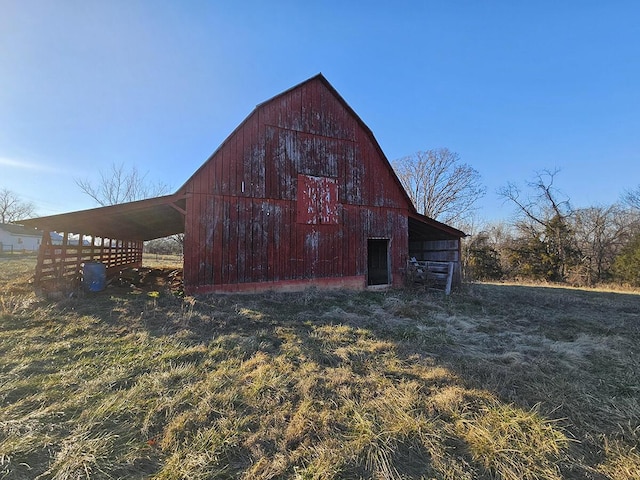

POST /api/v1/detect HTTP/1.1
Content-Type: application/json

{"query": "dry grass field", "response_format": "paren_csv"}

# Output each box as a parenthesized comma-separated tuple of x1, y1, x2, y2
(1, 255, 639, 479)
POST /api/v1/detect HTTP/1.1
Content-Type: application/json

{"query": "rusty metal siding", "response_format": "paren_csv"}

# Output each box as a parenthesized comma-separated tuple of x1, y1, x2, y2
(183, 76, 412, 292)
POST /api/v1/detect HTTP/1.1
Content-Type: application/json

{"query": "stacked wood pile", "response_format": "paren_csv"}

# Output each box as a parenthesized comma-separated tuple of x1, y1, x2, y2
(118, 267, 183, 294)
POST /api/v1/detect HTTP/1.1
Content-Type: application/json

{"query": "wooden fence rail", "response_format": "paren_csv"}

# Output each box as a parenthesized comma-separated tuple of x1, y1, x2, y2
(34, 231, 143, 288)
(407, 258, 454, 295)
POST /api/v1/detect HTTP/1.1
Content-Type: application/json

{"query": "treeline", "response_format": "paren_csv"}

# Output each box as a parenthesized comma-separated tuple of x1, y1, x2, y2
(144, 235, 183, 256)
(463, 172, 640, 287)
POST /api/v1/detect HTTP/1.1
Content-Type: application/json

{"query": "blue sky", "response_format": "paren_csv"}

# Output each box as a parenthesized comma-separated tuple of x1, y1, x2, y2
(1, 1, 639, 224)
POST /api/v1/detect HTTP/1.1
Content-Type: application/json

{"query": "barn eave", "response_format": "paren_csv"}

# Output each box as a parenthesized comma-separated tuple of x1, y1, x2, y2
(20, 194, 187, 241)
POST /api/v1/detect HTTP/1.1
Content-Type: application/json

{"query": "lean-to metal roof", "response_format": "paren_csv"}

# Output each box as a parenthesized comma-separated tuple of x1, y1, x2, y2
(20, 194, 186, 241)
(408, 212, 467, 240)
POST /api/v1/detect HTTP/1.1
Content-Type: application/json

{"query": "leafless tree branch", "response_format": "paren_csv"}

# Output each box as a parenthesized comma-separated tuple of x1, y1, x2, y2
(392, 148, 485, 226)
(75, 162, 170, 206)
(0, 188, 37, 223)
(622, 185, 640, 211)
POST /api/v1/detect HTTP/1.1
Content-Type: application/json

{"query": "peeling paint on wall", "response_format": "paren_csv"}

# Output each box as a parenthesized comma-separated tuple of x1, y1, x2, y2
(297, 174, 339, 225)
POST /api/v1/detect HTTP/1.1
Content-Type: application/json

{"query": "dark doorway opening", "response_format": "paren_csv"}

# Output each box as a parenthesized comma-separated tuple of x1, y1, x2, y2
(367, 239, 390, 286)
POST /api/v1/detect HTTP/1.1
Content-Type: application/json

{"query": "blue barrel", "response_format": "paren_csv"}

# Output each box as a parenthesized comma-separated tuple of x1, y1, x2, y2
(82, 262, 106, 292)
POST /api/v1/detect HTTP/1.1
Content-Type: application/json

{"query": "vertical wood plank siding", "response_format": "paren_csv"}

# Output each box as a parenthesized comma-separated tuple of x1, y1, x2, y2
(182, 77, 413, 292)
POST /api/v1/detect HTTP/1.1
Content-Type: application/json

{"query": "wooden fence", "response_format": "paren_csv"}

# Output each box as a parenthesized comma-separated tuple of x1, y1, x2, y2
(34, 231, 143, 288)
(407, 259, 455, 294)
(408, 239, 461, 291)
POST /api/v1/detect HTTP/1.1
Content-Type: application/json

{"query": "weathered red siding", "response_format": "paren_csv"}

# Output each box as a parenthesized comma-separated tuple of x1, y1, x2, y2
(181, 75, 412, 293)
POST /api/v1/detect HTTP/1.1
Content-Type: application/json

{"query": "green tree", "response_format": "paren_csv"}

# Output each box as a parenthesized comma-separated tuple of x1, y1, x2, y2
(504, 218, 580, 282)
(612, 233, 640, 286)
(464, 232, 503, 281)
(506, 234, 551, 280)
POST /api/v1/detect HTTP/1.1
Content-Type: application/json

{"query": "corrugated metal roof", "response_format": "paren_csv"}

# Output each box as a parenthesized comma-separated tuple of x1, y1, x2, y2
(20, 195, 186, 241)
(408, 213, 467, 240)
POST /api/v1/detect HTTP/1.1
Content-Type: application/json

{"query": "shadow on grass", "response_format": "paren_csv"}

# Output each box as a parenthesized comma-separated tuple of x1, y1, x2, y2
(5, 276, 640, 479)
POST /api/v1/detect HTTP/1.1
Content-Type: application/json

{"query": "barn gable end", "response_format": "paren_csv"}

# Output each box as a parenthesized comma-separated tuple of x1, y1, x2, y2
(180, 74, 455, 293)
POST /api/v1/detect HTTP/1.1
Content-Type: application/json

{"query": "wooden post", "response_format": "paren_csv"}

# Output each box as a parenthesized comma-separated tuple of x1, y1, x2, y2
(75, 232, 84, 279)
(35, 231, 51, 285)
(456, 238, 462, 287)
(100, 238, 106, 264)
(90, 235, 96, 261)
(137, 240, 143, 266)
(59, 232, 69, 279)
(445, 261, 454, 295)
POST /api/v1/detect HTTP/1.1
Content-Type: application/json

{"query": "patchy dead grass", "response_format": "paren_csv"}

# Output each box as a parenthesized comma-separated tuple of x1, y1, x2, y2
(1, 256, 639, 479)
(142, 253, 183, 269)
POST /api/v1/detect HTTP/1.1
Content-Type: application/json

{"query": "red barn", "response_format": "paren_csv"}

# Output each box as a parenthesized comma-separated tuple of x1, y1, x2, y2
(23, 74, 465, 294)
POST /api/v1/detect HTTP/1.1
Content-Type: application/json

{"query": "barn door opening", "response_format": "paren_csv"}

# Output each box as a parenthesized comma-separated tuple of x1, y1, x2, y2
(367, 239, 390, 286)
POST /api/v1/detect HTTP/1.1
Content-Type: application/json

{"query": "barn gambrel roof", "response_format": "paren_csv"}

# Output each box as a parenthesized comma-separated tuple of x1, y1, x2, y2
(178, 74, 417, 211)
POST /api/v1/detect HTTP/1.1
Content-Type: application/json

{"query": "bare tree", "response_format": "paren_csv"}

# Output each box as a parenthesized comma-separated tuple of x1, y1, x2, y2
(571, 205, 634, 285)
(75, 162, 170, 206)
(392, 148, 485, 226)
(622, 185, 640, 211)
(498, 169, 578, 281)
(0, 188, 36, 223)
(499, 169, 572, 228)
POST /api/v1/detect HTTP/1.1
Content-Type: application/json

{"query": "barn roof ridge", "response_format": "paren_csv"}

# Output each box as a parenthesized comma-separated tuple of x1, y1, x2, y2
(253, 72, 327, 109)
(253, 73, 419, 212)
